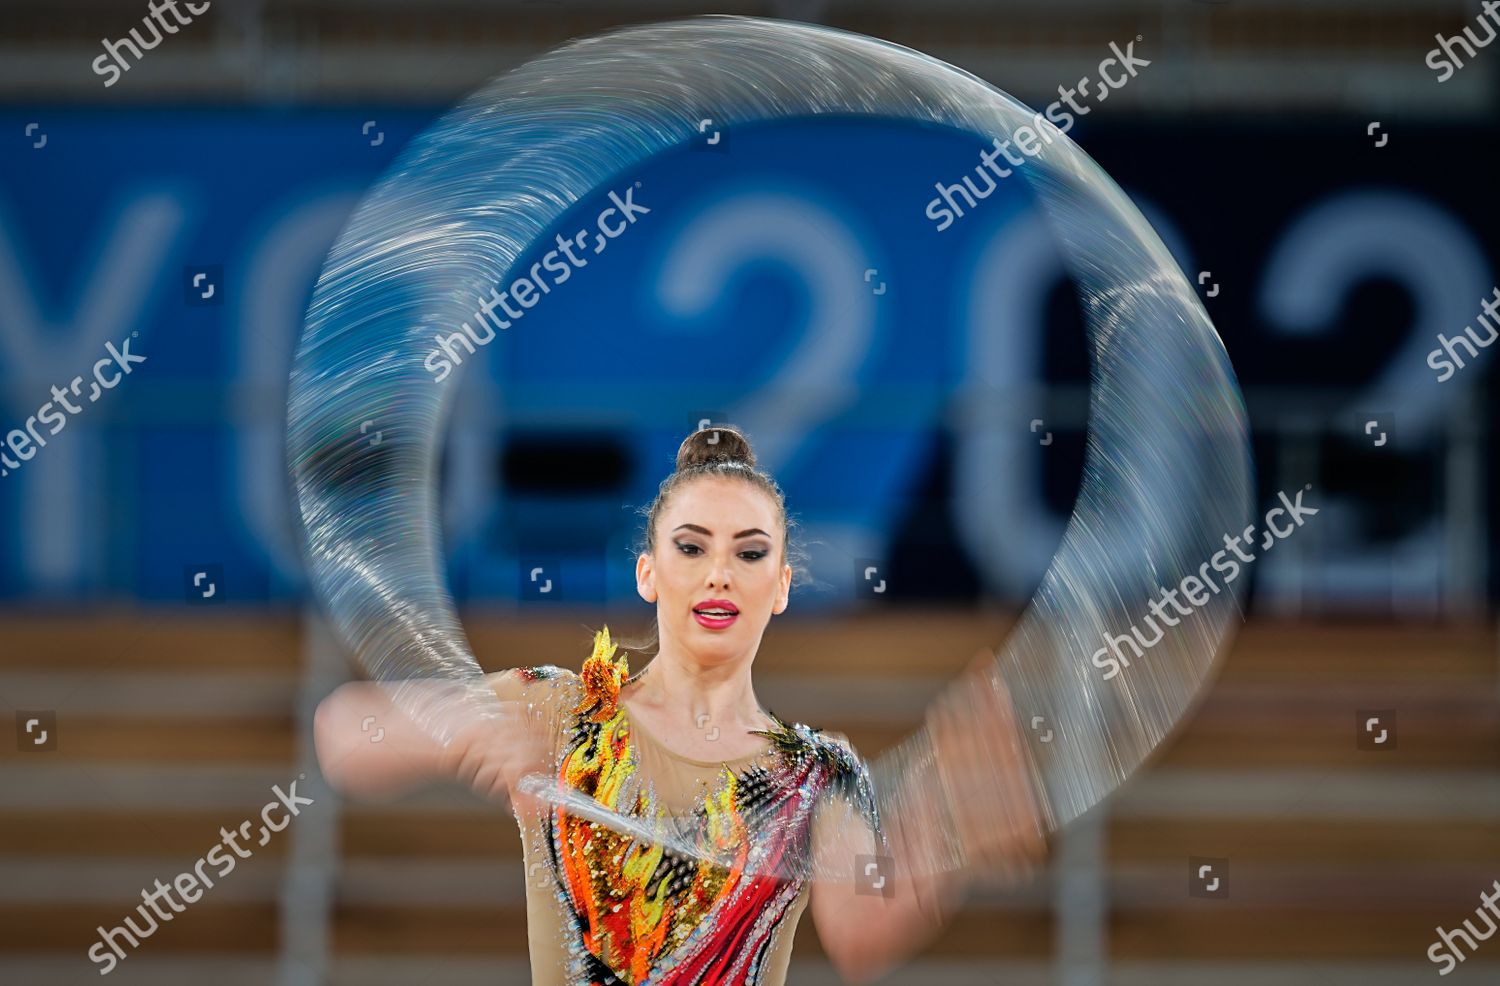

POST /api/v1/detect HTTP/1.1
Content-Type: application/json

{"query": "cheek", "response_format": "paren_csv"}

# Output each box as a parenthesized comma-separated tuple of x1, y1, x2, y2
(753, 567, 784, 601)
(657, 561, 693, 595)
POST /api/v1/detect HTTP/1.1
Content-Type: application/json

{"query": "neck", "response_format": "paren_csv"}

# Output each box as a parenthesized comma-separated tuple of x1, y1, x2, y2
(627, 639, 766, 728)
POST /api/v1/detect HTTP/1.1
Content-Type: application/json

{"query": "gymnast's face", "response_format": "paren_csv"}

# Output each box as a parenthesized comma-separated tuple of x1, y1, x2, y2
(637, 475, 791, 664)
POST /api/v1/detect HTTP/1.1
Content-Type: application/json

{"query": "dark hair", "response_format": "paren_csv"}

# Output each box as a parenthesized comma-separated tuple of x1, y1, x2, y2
(605, 424, 808, 657)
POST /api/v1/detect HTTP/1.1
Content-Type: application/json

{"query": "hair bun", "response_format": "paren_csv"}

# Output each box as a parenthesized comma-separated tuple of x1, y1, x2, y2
(676, 424, 756, 471)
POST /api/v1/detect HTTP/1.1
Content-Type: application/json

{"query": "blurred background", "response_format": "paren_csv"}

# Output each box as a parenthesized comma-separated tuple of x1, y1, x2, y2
(1, 0, 1496, 983)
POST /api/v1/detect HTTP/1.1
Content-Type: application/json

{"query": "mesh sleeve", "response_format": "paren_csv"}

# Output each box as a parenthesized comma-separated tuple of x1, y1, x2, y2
(812, 731, 889, 860)
(488, 665, 581, 773)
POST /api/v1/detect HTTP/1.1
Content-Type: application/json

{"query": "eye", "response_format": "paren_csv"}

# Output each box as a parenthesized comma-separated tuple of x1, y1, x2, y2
(675, 541, 702, 556)
(739, 550, 767, 561)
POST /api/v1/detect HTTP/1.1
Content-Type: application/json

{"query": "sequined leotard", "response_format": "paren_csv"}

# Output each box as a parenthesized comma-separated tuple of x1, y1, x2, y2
(492, 626, 883, 986)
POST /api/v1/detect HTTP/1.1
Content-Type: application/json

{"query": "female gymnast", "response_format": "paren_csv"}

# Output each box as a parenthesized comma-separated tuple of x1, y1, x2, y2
(314, 425, 1046, 985)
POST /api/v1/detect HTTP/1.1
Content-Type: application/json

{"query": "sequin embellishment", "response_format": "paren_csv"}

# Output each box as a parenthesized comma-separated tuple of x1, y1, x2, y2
(532, 626, 880, 986)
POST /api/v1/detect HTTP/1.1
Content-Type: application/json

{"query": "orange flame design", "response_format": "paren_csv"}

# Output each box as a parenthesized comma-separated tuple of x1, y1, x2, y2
(574, 625, 629, 722)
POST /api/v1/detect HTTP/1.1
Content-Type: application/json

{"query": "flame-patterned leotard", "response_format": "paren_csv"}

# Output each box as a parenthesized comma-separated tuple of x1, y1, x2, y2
(496, 626, 883, 986)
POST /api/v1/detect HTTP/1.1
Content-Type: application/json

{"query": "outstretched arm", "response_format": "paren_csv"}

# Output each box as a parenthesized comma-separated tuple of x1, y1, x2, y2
(811, 653, 1047, 984)
(312, 669, 552, 803)
(807, 775, 969, 984)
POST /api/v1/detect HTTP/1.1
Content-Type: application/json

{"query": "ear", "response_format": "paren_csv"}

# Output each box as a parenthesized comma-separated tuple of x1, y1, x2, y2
(636, 551, 657, 604)
(772, 560, 791, 615)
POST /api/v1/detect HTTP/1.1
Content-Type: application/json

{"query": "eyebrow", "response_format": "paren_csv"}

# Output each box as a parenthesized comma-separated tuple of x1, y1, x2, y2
(672, 524, 770, 539)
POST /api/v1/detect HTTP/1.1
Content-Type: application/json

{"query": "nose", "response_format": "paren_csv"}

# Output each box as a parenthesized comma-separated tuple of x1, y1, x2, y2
(706, 556, 730, 590)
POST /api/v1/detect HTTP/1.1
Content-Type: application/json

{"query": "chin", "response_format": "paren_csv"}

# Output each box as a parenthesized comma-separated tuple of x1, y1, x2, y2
(688, 621, 751, 649)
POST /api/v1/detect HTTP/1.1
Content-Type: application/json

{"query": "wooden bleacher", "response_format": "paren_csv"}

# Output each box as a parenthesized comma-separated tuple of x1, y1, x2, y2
(0, 610, 1495, 984)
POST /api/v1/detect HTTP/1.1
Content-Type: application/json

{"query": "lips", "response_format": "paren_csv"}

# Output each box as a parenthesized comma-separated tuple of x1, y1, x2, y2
(693, 599, 739, 628)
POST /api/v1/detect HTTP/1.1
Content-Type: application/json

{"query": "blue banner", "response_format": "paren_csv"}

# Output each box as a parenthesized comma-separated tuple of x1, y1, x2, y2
(0, 109, 1494, 607)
